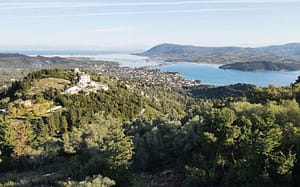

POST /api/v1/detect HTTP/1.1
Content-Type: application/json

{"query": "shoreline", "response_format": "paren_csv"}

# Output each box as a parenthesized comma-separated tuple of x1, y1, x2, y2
(25, 53, 300, 87)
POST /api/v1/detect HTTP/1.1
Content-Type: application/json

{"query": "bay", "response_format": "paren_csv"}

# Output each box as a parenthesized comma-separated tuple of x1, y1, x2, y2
(25, 51, 300, 87)
(90, 54, 300, 87)
(156, 62, 300, 87)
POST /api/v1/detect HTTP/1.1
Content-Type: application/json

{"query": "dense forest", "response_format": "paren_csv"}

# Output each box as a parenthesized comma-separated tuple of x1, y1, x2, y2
(0, 69, 300, 186)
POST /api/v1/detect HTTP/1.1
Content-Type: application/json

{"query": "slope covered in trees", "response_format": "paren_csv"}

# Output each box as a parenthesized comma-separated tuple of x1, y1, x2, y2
(0, 70, 300, 186)
(220, 61, 300, 71)
(0, 69, 188, 186)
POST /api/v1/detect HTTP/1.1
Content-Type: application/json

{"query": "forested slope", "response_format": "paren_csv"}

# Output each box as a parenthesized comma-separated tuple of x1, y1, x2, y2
(0, 69, 300, 186)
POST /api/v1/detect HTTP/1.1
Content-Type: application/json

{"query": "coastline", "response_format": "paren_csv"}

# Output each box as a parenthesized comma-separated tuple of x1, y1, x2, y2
(24, 53, 300, 87)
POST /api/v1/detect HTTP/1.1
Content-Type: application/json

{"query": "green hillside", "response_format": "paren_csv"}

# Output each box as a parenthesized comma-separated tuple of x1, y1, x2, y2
(1, 69, 300, 186)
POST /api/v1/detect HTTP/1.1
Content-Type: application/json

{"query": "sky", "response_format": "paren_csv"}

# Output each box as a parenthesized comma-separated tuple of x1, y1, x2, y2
(0, 0, 300, 51)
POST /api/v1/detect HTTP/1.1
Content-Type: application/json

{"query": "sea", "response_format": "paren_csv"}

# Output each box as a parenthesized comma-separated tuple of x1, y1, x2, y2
(19, 51, 300, 87)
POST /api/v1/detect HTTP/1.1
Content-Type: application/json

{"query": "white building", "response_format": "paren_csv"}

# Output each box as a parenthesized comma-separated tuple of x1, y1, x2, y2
(78, 74, 91, 88)
(63, 86, 81, 94)
(96, 84, 109, 91)
(63, 70, 108, 94)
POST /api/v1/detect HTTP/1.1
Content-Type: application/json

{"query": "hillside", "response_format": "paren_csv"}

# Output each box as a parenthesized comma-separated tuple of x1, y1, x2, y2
(0, 53, 118, 87)
(137, 43, 300, 66)
(1, 69, 300, 186)
(220, 61, 300, 71)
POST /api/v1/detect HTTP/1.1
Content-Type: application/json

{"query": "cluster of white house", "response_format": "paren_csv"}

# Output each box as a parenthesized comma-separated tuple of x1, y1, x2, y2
(63, 72, 108, 94)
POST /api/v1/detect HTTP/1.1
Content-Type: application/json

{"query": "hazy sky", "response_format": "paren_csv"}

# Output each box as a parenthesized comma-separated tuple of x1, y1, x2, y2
(0, 0, 300, 51)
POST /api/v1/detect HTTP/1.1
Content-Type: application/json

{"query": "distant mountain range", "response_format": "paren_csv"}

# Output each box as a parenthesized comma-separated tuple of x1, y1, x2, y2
(136, 43, 300, 71)
(0, 53, 74, 68)
(0, 53, 118, 68)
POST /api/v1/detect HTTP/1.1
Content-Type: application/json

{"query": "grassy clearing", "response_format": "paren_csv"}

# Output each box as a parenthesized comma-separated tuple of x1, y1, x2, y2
(27, 78, 71, 95)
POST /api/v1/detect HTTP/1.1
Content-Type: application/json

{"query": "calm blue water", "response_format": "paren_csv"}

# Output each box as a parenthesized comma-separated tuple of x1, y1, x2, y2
(156, 62, 300, 87)
(80, 54, 300, 87)
(22, 51, 300, 87)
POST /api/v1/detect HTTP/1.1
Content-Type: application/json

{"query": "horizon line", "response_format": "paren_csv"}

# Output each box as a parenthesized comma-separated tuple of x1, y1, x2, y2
(1, 42, 300, 52)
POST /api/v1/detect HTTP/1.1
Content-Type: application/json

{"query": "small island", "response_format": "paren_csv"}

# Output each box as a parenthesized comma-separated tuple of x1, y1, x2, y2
(219, 61, 300, 71)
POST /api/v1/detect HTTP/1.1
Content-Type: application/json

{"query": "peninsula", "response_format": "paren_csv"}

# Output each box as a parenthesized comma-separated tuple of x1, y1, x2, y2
(136, 43, 300, 71)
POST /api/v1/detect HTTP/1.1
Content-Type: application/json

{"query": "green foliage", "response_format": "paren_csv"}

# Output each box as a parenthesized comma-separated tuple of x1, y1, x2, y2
(189, 83, 255, 99)
(0, 69, 76, 100)
(1, 69, 300, 186)
(127, 118, 181, 171)
(130, 98, 300, 186)
(101, 122, 133, 185)
(65, 175, 115, 187)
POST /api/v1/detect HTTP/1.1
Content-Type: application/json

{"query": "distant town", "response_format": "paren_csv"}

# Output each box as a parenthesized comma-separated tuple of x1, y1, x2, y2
(0, 53, 201, 90)
(93, 64, 201, 88)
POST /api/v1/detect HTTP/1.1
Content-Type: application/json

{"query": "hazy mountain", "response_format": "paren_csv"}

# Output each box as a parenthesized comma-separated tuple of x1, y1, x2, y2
(0, 53, 118, 86)
(137, 43, 300, 65)
(0, 53, 73, 68)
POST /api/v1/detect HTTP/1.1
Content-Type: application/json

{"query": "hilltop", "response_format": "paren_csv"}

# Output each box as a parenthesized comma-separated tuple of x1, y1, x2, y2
(137, 43, 300, 70)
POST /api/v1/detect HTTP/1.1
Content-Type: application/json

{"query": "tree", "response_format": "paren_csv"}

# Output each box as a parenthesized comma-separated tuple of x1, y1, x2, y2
(102, 122, 133, 184)
(293, 76, 300, 85)
(66, 175, 115, 187)
(226, 105, 296, 186)
(60, 116, 68, 133)
(0, 115, 17, 155)
(13, 121, 34, 158)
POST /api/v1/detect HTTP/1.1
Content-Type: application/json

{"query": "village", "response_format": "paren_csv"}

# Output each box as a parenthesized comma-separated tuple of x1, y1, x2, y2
(94, 64, 201, 88)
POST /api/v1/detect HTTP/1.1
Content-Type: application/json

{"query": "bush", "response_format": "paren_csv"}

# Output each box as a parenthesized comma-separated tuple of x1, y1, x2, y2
(65, 175, 115, 187)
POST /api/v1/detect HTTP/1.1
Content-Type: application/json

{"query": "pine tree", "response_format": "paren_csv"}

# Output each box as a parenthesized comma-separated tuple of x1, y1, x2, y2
(13, 121, 34, 158)
(102, 122, 133, 184)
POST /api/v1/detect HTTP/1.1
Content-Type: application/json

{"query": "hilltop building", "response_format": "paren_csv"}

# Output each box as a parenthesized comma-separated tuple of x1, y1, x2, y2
(63, 70, 108, 94)
(78, 74, 91, 88)
(64, 86, 81, 94)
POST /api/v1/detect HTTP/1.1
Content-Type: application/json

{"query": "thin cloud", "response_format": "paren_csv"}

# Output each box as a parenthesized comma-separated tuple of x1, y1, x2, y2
(13, 11, 146, 19)
(0, 0, 298, 10)
(79, 27, 135, 33)
(10, 7, 275, 19)
(158, 7, 273, 14)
